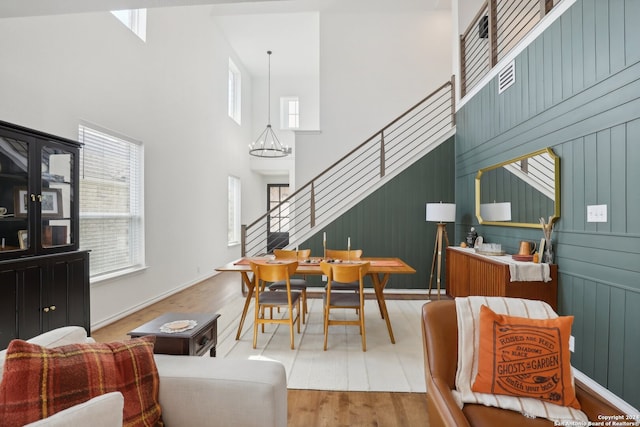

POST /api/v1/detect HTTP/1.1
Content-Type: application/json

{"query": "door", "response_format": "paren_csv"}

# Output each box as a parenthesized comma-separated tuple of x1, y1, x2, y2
(267, 184, 289, 253)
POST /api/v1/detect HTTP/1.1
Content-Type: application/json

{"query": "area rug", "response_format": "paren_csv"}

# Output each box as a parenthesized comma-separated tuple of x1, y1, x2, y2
(213, 291, 428, 392)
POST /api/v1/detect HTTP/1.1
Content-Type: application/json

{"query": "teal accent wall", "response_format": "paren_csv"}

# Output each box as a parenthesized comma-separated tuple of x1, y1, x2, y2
(455, 0, 640, 407)
(300, 136, 455, 290)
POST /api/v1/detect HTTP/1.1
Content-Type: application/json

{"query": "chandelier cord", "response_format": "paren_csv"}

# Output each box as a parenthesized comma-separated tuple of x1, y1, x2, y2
(267, 50, 272, 126)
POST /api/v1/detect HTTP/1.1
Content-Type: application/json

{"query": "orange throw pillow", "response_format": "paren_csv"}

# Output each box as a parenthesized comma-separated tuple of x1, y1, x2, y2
(0, 336, 163, 427)
(471, 305, 580, 409)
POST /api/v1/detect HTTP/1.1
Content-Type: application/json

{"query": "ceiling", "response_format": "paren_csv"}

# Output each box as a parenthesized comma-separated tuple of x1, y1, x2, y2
(0, 0, 449, 79)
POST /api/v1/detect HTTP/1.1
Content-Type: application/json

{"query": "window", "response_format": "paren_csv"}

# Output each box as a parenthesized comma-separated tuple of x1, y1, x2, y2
(228, 59, 242, 124)
(268, 184, 290, 232)
(111, 9, 147, 42)
(78, 124, 144, 279)
(228, 176, 241, 246)
(280, 97, 299, 129)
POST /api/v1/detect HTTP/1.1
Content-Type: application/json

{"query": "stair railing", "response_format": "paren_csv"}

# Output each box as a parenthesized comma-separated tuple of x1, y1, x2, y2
(460, 0, 559, 97)
(242, 75, 456, 257)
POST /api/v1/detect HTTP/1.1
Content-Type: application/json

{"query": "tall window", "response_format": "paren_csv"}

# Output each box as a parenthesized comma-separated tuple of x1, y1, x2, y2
(79, 124, 144, 279)
(228, 59, 242, 124)
(280, 97, 299, 129)
(268, 184, 290, 232)
(111, 9, 147, 42)
(228, 176, 241, 246)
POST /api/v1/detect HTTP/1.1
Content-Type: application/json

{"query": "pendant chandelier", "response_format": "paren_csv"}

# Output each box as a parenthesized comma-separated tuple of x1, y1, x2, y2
(249, 50, 290, 157)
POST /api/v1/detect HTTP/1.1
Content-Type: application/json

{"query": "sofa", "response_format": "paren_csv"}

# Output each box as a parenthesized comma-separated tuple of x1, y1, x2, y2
(0, 326, 287, 427)
(422, 299, 623, 427)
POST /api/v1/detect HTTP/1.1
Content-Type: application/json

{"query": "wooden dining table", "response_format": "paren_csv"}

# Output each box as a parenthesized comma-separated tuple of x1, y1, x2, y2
(215, 257, 416, 344)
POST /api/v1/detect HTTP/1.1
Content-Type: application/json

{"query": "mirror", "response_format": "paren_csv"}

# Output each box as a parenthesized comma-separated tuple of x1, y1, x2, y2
(475, 148, 560, 228)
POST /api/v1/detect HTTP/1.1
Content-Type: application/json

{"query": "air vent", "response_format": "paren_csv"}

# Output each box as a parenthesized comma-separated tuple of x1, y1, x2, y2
(498, 60, 515, 94)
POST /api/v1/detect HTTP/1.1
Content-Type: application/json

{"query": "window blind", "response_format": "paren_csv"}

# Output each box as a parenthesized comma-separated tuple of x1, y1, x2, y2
(78, 124, 144, 278)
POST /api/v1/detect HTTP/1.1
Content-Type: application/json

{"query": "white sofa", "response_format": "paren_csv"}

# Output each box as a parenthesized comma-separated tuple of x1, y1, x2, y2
(0, 327, 288, 427)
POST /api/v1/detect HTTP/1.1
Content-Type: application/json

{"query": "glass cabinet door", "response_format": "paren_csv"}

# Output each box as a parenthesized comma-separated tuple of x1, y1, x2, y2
(0, 135, 30, 254)
(40, 143, 74, 249)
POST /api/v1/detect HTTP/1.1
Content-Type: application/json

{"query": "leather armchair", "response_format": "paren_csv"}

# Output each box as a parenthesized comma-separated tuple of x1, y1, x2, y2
(422, 300, 622, 427)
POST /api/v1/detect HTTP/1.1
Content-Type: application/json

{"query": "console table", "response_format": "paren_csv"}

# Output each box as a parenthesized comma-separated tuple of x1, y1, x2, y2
(446, 246, 557, 310)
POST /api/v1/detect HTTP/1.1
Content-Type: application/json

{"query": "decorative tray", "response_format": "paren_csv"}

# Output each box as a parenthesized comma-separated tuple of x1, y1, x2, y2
(512, 254, 534, 262)
(160, 320, 197, 333)
(475, 249, 506, 256)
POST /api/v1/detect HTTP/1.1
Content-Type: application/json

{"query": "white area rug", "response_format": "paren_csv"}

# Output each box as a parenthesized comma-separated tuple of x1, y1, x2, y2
(213, 292, 428, 392)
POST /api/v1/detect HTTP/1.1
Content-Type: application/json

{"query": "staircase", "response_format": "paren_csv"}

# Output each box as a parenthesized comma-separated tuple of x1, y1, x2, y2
(241, 0, 568, 257)
(242, 76, 456, 257)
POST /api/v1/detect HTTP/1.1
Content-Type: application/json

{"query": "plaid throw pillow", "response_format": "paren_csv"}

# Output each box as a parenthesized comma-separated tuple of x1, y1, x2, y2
(0, 336, 163, 427)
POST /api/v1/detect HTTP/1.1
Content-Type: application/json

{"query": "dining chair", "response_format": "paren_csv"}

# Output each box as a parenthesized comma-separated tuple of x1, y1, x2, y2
(250, 260, 302, 350)
(268, 249, 311, 323)
(324, 249, 363, 291)
(319, 261, 370, 351)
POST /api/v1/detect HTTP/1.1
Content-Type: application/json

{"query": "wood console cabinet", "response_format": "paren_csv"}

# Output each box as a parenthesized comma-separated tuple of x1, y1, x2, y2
(0, 121, 89, 349)
(446, 247, 557, 310)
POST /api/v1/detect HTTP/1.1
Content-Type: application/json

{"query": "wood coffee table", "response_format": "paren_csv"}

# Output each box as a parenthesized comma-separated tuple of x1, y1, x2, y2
(127, 312, 220, 357)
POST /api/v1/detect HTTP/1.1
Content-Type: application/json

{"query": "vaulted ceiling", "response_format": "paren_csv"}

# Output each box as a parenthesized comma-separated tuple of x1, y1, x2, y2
(0, 0, 449, 79)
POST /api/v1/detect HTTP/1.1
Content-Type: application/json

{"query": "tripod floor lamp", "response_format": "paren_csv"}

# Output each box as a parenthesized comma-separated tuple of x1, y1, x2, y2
(426, 202, 456, 299)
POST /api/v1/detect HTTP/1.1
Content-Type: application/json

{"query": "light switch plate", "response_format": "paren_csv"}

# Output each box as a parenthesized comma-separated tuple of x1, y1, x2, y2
(587, 204, 607, 223)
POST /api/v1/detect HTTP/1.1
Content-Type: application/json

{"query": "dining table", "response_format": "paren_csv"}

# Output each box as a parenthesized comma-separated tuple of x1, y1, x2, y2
(215, 257, 416, 344)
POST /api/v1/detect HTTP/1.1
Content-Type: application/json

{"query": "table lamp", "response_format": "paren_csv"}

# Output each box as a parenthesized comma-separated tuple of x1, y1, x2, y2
(480, 201, 512, 221)
(426, 202, 456, 299)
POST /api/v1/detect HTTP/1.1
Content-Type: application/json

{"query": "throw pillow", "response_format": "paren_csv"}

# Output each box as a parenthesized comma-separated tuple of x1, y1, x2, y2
(472, 304, 580, 409)
(0, 336, 163, 427)
(454, 296, 587, 423)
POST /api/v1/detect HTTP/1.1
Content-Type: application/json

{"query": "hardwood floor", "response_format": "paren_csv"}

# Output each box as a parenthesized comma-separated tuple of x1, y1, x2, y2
(91, 272, 431, 427)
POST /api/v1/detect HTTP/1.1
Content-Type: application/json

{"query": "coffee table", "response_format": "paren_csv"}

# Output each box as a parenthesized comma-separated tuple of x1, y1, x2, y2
(127, 312, 220, 357)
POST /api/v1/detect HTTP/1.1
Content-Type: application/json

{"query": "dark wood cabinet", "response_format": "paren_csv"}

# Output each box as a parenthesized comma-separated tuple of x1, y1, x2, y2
(0, 121, 89, 349)
(446, 246, 557, 310)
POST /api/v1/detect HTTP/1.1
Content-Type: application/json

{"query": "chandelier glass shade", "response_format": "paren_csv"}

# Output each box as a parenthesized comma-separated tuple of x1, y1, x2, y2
(249, 50, 290, 158)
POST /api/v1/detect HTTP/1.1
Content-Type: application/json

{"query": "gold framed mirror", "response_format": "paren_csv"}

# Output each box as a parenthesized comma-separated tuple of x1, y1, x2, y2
(475, 147, 560, 228)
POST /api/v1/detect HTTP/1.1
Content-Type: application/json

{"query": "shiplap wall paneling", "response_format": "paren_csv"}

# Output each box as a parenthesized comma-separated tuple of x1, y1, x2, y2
(454, 0, 640, 408)
(300, 137, 455, 289)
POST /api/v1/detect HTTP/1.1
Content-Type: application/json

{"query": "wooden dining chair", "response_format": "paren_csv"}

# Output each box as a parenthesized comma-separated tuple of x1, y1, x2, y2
(250, 260, 302, 350)
(324, 249, 363, 291)
(319, 261, 370, 351)
(268, 249, 311, 323)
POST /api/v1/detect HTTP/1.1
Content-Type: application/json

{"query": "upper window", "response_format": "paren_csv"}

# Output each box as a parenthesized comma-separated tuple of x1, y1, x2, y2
(78, 124, 144, 280)
(111, 9, 147, 42)
(228, 59, 242, 125)
(280, 97, 299, 129)
(228, 176, 241, 246)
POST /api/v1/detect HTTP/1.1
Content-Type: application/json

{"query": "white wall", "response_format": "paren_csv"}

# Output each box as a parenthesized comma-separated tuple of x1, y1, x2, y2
(0, 6, 265, 329)
(295, 8, 453, 185)
(0, 4, 453, 330)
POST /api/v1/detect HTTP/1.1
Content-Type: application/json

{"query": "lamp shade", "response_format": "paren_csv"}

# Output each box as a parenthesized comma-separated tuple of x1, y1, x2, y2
(480, 202, 512, 221)
(426, 203, 456, 223)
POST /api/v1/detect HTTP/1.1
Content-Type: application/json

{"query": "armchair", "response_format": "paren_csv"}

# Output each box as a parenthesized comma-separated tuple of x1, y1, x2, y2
(422, 300, 622, 427)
